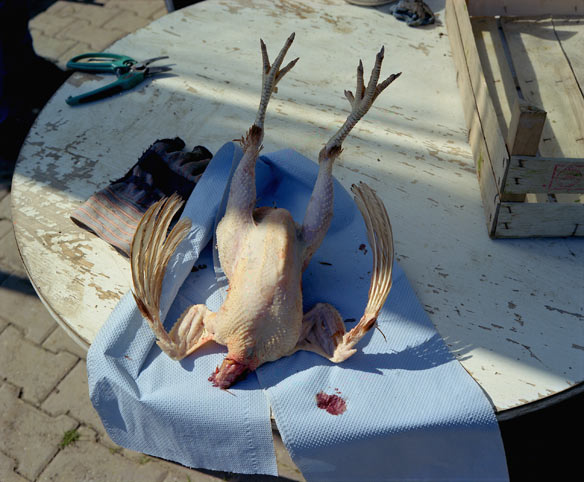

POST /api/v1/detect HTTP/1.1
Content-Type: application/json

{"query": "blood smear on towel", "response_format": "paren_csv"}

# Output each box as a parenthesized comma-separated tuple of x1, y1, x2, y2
(316, 391, 347, 415)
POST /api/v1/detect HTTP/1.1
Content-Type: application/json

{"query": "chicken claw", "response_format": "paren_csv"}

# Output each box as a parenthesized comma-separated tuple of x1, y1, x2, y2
(323, 47, 401, 159)
(256, 33, 299, 129)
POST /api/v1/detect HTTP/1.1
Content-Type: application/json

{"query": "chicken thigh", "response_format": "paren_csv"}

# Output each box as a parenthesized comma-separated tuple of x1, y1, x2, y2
(131, 34, 400, 388)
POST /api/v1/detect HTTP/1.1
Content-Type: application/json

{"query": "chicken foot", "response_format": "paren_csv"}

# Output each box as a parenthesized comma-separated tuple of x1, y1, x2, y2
(294, 182, 394, 362)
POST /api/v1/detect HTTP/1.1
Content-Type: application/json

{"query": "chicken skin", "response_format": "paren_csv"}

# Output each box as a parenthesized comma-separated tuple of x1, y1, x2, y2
(131, 34, 399, 388)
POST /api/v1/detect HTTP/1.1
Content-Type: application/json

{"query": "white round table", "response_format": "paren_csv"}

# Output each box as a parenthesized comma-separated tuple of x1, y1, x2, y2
(12, 0, 584, 418)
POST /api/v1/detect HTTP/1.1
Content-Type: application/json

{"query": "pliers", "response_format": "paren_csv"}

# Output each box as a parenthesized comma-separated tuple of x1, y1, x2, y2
(65, 53, 172, 106)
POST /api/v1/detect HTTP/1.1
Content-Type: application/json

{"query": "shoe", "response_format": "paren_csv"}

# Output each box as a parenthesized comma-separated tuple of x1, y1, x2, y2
(345, 1, 394, 5)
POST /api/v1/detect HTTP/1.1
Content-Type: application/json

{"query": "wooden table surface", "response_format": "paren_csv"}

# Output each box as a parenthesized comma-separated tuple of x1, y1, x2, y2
(11, 0, 584, 418)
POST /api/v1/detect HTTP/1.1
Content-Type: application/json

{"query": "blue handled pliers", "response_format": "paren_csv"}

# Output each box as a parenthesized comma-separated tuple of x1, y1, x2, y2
(65, 53, 172, 106)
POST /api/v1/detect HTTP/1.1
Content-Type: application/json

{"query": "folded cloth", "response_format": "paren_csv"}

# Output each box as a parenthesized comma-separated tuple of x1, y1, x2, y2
(71, 137, 211, 256)
(87, 142, 508, 480)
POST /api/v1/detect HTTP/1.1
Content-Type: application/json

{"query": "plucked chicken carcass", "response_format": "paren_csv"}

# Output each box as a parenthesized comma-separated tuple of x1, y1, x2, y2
(131, 34, 400, 388)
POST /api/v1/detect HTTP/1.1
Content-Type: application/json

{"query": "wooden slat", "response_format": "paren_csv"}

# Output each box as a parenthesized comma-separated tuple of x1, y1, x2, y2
(504, 98, 547, 200)
(555, 193, 584, 203)
(467, 0, 583, 17)
(496, 201, 584, 237)
(553, 15, 584, 213)
(471, 17, 518, 141)
(547, 18, 584, 204)
(446, 0, 501, 236)
(446, 2, 479, 131)
(506, 157, 584, 194)
(471, 110, 501, 234)
(452, 0, 511, 191)
(502, 17, 584, 159)
(553, 17, 584, 90)
(507, 98, 547, 157)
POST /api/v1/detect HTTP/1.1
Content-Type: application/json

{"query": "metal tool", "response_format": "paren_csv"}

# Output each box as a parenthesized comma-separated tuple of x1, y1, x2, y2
(65, 53, 172, 106)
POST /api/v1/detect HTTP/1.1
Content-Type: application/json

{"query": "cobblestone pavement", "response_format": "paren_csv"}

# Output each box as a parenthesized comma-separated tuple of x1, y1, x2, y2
(1, 1, 303, 480)
(28, 0, 169, 69)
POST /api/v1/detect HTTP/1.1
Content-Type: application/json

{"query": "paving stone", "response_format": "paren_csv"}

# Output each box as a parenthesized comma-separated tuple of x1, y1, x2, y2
(42, 0, 71, 17)
(151, 6, 169, 20)
(0, 163, 13, 188)
(108, 0, 167, 19)
(161, 465, 227, 481)
(58, 3, 122, 27)
(0, 192, 11, 243)
(57, 41, 92, 70)
(0, 383, 77, 480)
(43, 325, 88, 359)
(0, 451, 28, 482)
(0, 192, 11, 220)
(29, 13, 77, 37)
(38, 432, 169, 482)
(30, 29, 78, 63)
(0, 275, 58, 344)
(0, 184, 9, 202)
(0, 218, 11, 241)
(0, 325, 77, 404)
(57, 20, 126, 52)
(0, 228, 27, 279)
(42, 361, 105, 435)
(102, 10, 152, 34)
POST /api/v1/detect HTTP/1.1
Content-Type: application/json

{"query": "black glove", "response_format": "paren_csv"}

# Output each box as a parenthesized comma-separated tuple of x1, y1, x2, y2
(71, 137, 212, 256)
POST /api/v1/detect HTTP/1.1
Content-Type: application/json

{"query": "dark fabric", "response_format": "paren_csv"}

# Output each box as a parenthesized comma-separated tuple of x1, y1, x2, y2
(0, 0, 35, 123)
(71, 138, 212, 256)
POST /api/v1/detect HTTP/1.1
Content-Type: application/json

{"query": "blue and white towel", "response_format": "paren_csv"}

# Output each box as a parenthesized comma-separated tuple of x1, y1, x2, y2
(87, 142, 508, 481)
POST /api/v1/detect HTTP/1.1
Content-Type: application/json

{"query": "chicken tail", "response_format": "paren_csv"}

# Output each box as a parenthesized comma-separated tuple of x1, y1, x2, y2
(130, 194, 194, 357)
(352, 181, 394, 325)
(294, 182, 394, 363)
(334, 182, 394, 360)
(328, 182, 394, 360)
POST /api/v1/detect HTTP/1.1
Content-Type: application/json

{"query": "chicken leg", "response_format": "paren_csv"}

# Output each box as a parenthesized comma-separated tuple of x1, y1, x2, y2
(301, 48, 400, 268)
(215, 33, 299, 279)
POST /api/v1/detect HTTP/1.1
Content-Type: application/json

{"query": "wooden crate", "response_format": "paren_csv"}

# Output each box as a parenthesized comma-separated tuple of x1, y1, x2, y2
(445, 0, 584, 237)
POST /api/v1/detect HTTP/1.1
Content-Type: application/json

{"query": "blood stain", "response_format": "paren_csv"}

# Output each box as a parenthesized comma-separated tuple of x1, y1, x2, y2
(316, 391, 347, 415)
